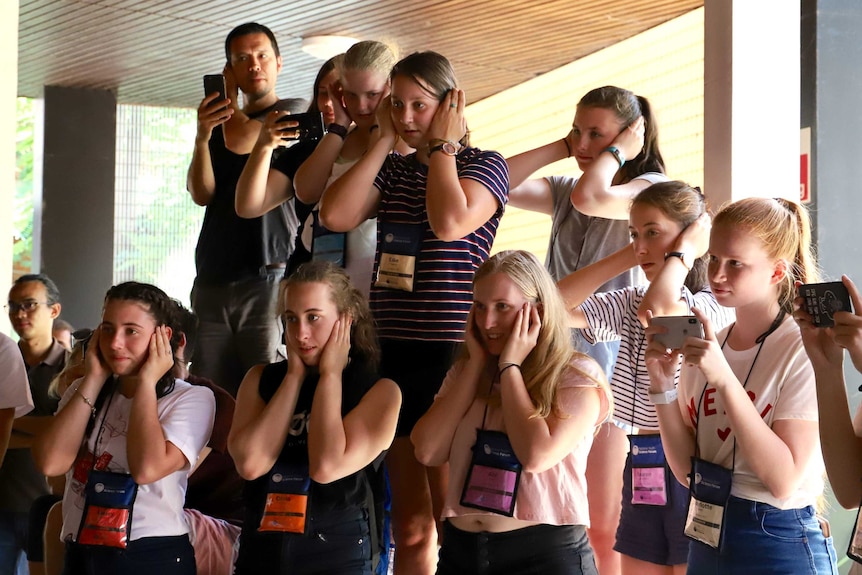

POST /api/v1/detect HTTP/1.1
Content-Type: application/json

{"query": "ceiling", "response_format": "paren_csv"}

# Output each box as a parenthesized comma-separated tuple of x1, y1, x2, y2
(18, 0, 702, 110)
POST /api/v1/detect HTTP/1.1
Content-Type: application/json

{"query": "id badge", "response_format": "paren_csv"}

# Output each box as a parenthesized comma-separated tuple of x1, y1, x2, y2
(375, 222, 422, 292)
(629, 433, 668, 506)
(685, 456, 732, 550)
(311, 211, 346, 267)
(848, 503, 862, 564)
(259, 462, 311, 534)
(77, 470, 138, 548)
(460, 429, 522, 516)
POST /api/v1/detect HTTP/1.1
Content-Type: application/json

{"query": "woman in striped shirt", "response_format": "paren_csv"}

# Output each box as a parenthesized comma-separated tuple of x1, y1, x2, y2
(558, 181, 734, 575)
(321, 51, 509, 574)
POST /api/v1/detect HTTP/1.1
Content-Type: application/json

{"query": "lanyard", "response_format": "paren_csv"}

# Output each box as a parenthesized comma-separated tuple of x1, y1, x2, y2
(479, 369, 500, 431)
(693, 311, 785, 468)
(91, 386, 117, 471)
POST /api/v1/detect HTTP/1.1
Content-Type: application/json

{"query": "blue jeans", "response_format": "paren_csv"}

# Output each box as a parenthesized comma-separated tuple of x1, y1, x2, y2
(0, 511, 29, 575)
(190, 269, 283, 396)
(437, 521, 598, 575)
(687, 496, 838, 574)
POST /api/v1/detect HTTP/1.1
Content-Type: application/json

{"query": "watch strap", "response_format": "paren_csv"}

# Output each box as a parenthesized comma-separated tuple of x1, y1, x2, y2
(429, 139, 459, 157)
(649, 388, 678, 405)
(326, 123, 348, 139)
(664, 251, 691, 271)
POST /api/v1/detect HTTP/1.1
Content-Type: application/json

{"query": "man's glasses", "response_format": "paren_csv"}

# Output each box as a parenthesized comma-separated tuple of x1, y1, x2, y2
(5, 300, 48, 314)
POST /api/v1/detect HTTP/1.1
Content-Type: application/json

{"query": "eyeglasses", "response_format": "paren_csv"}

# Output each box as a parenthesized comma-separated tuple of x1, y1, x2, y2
(5, 301, 49, 314)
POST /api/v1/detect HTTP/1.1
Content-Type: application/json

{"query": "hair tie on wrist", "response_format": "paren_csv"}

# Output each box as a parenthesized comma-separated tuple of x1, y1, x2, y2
(562, 137, 573, 158)
(498, 362, 521, 374)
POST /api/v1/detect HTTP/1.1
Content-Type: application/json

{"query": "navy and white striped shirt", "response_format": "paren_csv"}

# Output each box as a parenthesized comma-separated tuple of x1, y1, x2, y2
(371, 148, 509, 342)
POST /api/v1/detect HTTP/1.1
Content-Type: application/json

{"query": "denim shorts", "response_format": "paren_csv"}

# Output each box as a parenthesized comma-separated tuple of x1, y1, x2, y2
(437, 521, 598, 575)
(687, 495, 838, 574)
(613, 454, 689, 566)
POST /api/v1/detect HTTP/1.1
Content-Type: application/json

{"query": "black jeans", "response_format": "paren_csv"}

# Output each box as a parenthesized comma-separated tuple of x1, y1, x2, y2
(234, 506, 372, 575)
(437, 521, 598, 575)
(63, 534, 195, 575)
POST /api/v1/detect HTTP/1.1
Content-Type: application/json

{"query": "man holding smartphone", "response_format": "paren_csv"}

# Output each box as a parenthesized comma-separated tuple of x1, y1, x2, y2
(186, 22, 303, 396)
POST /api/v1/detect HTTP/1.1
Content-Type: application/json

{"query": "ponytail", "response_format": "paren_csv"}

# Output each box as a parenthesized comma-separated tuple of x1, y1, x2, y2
(775, 198, 819, 313)
(713, 197, 820, 314)
(622, 96, 666, 181)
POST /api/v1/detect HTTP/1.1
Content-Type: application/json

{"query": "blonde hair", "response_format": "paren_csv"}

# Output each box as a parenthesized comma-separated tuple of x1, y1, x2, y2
(712, 197, 819, 313)
(281, 261, 380, 367)
(473, 250, 608, 419)
(342, 40, 397, 78)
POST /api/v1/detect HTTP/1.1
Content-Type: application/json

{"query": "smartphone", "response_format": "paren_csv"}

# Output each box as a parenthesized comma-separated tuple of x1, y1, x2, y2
(203, 74, 226, 102)
(651, 316, 704, 349)
(276, 111, 325, 141)
(798, 281, 854, 327)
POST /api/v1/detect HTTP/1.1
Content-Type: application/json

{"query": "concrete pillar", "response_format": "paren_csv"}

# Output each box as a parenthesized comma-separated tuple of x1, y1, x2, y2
(704, 0, 800, 206)
(42, 86, 116, 329)
(1, 0, 18, 336)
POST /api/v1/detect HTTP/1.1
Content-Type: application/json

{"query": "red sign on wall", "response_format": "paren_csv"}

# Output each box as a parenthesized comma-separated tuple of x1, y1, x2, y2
(800, 127, 811, 204)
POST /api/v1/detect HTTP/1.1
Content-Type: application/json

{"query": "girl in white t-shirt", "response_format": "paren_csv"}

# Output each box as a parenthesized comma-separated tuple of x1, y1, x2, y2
(292, 40, 401, 295)
(32, 282, 215, 575)
(645, 197, 837, 574)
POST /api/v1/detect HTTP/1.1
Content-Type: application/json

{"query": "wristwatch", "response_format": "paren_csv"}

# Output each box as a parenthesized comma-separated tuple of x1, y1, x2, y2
(429, 139, 459, 157)
(664, 251, 691, 271)
(649, 388, 678, 405)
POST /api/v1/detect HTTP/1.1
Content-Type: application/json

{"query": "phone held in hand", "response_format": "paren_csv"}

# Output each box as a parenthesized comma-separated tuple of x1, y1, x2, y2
(203, 74, 226, 102)
(651, 316, 704, 349)
(798, 281, 854, 327)
(276, 112, 325, 141)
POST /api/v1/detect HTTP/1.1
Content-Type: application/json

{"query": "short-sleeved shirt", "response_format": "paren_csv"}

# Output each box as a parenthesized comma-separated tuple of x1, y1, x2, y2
(440, 355, 610, 526)
(678, 316, 824, 510)
(272, 140, 318, 277)
(281, 151, 378, 296)
(580, 285, 735, 430)
(60, 379, 215, 542)
(23, 339, 66, 416)
(545, 173, 666, 285)
(195, 104, 300, 284)
(370, 148, 509, 342)
(0, 333, 33, 417)
(0, 339, 66, 512)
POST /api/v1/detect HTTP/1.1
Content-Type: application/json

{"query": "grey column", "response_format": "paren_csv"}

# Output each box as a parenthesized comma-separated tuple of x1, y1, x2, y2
(42, 85, 116, 330)
(802, 2, 862, 571)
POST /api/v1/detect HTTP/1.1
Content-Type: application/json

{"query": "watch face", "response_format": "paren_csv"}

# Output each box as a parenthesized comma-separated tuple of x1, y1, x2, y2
(441, 142, 458, 156)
